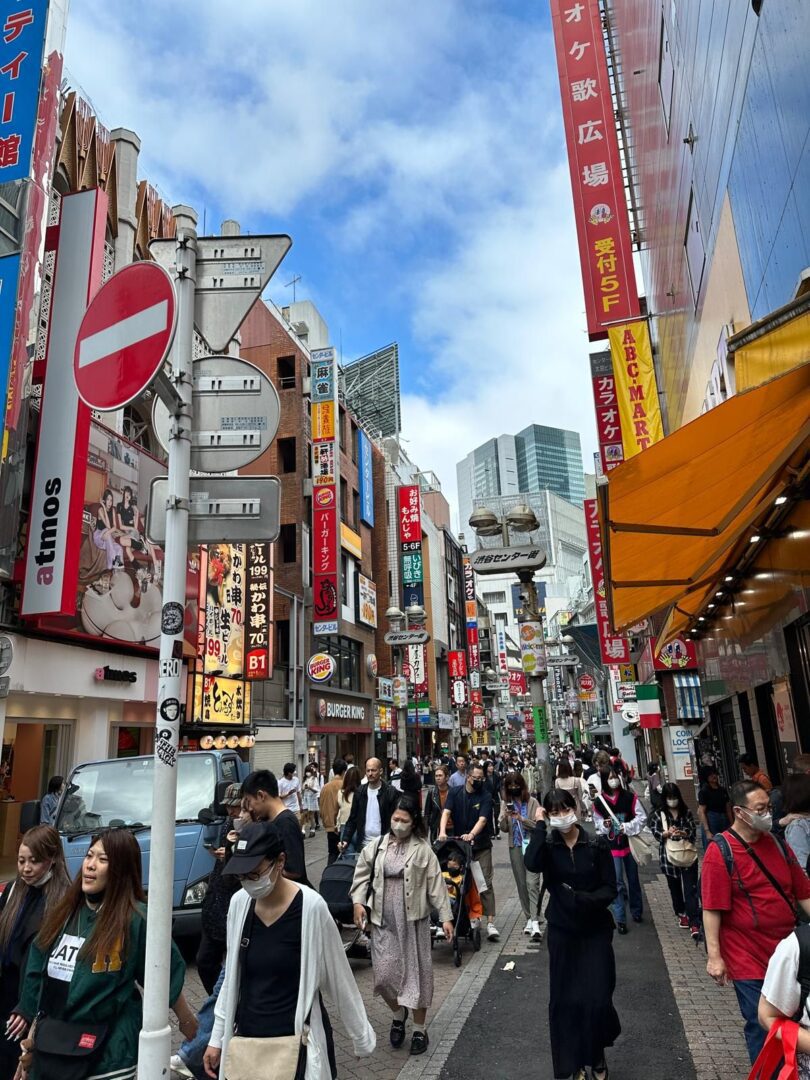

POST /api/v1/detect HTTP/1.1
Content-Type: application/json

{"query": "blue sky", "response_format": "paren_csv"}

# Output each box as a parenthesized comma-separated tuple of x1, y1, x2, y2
(64, 0, 597, 519)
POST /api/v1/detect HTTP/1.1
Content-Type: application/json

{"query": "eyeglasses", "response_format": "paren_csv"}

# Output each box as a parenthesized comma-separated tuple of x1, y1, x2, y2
(239, 863, 273, 882)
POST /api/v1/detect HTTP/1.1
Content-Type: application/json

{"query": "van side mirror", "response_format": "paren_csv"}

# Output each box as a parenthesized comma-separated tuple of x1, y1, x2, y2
(19, 802, 40, 833)
(197, 807, 216, 826)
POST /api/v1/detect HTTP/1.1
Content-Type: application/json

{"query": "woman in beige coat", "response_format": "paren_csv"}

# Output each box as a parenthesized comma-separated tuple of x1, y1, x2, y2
(351, 795, 452, 1057)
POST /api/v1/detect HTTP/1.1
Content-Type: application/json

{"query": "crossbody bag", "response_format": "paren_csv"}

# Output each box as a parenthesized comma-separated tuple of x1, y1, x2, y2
(225, 899, 311, 1080)
(660, 812, 698, 868)
(27, 917, 110, 1080)
(597, 795, 653, 866)
(728, 828, 802, 924)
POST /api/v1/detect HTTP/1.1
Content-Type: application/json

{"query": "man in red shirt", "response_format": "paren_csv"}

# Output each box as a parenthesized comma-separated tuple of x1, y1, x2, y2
(702, 780, 810, 1062)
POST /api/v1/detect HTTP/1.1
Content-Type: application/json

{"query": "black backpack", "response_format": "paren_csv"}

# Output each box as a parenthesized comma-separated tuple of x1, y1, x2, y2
(703, 830, 805, 930)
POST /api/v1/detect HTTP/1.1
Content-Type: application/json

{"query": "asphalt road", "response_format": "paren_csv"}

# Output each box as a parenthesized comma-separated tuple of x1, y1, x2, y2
(439, 887, 698, 1080)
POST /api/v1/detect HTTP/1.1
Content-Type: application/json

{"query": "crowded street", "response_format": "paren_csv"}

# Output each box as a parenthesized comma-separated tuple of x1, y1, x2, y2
(0, 1, 807, 1079)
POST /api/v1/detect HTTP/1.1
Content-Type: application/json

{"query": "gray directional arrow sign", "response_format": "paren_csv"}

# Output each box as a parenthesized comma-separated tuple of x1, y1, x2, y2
(149, 234, 292, 353)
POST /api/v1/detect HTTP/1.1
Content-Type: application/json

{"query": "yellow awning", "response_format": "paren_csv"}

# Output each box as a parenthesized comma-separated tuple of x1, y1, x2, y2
(731, 294, 810, 390)
(599, 361, 810, 636)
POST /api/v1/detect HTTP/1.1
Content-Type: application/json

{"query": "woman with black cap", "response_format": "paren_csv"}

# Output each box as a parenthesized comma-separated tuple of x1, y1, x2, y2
(203, 821, 375, 1080)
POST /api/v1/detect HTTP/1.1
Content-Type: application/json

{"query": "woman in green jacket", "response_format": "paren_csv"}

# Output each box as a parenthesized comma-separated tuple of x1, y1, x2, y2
(9, 828, 196, 1080)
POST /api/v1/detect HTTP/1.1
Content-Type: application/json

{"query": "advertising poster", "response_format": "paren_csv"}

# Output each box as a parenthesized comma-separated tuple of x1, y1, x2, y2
(358, 573, 377, 628)
(585, 497, 630, 664)
(202, 544, 246, 676)
(36, 419, 198, 650)
(194, 674, 252, 726)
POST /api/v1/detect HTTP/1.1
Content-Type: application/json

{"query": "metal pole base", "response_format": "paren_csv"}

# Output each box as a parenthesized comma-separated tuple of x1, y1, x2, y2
(137, 1024, 172, 1079)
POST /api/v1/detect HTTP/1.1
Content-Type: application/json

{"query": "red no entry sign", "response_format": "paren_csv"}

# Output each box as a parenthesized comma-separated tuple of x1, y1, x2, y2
(73, 262, 177, 411)
(577, 673, 596, 693)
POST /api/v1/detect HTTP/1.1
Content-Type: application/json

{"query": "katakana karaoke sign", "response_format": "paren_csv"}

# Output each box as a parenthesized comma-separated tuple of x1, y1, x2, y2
(584, 497, 630, 664)
(590, 349, 624, 473)
(550, 0, 640, 339)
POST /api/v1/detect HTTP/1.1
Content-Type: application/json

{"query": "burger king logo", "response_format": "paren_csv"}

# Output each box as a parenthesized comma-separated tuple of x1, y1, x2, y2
(315, 487, 335, 508)
(308, 653, 336, 683)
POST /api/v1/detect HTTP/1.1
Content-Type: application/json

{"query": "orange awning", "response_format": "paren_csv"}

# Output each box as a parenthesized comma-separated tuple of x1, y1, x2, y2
(599, 361, 810, 637)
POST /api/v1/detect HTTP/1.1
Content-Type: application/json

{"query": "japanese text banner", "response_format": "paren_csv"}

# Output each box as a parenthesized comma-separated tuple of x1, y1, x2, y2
(550, 0, 640, 338)
(584, 497, 630, 664)
(608, 320, 663, 458)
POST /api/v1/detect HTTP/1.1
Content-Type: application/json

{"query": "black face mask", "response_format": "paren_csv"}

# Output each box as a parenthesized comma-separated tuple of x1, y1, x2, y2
(508, 787, 521, 797)
(471, 779, 484, 793)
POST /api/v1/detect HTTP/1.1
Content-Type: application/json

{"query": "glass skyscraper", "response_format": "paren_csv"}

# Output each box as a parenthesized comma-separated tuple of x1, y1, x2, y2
(514, 425, 585, 505)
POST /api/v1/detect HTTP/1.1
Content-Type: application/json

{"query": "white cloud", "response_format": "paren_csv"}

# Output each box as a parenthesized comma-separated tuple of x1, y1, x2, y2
(64, 2, 599, 531)
(400, 165, 597, 525)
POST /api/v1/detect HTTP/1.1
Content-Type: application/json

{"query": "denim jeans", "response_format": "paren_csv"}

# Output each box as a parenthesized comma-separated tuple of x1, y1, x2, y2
(733, 979, 766, 1063)
(612, 852, 643, 924)
(178, 966, 225, 1078)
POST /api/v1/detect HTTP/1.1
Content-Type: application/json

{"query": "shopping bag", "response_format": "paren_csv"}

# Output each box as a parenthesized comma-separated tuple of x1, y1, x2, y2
(746, 1017, 799, 1080)
(470, 858, 489, 894)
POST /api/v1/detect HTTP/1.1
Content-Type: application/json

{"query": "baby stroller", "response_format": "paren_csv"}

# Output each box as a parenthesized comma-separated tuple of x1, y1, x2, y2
(318, 851, 371, 961)
(430, 837, 482, 967)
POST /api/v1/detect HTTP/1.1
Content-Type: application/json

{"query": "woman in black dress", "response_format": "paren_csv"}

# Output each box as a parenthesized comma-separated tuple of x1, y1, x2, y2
(524, 789, 620, 1080)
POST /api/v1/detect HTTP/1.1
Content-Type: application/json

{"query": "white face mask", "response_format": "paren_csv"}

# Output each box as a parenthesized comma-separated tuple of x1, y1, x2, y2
(666, 799, 680, 809)
(608, 778, 622, 790)
(549, 812, 578, 831)
(29, 868, 53, 888)
(741, 809, 772, 833)
(242, 866, 279, 900)
(390, 821, 412, 840)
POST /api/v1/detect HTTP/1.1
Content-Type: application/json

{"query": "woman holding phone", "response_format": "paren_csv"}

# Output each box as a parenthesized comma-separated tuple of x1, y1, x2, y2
(499, 772, 543, 940)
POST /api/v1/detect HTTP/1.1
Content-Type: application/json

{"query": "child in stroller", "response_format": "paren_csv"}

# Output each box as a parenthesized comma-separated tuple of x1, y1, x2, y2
(431, 838, 483, 966)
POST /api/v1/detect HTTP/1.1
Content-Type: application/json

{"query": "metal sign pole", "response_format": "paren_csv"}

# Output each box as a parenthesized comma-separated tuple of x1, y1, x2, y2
(138, 206, 197, 1078)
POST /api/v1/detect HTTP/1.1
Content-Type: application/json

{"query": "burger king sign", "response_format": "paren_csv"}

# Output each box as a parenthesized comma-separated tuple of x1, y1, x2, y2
(307, 653, 336, 683)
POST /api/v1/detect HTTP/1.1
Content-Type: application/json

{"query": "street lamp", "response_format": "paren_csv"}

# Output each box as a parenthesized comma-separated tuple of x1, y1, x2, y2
(469, 505, 551, 795)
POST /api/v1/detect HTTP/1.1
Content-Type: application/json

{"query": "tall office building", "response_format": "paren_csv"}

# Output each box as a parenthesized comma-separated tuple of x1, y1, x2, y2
(456, 435, 519, 536)
(456, 424, 584, 533)
(514, 425, 585, 505)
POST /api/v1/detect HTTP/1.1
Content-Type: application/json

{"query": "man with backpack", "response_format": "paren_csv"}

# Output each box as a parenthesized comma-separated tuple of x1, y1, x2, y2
(701, 780, 810, 1063)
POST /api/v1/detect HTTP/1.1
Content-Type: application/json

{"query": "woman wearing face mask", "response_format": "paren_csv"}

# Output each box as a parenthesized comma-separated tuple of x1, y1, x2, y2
(11, 828, 194, 1080)
(204, 821, 374, 1079)
(648, 782, 700, 940)
(0, 826, 70, 1080)
(499, 772, 543, 940)
(525, 789, 620, 1080)
(592, 767, 647, 935)
(350, 797, 452, 1057)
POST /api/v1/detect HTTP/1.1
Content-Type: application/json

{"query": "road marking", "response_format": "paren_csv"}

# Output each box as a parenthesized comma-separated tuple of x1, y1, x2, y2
(78, 300, 169, 369)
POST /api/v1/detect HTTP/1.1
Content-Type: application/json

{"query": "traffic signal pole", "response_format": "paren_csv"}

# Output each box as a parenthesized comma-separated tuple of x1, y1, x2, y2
(138, 206, 197, 1079)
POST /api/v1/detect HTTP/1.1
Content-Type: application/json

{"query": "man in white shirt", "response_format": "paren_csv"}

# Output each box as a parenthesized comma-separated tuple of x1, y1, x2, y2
(278, 762, 302, 818)
(339, 758, 397, 852)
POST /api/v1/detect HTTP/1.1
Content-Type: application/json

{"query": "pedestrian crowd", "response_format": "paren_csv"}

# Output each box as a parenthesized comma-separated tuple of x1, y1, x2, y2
(5, 744, 809, 1079)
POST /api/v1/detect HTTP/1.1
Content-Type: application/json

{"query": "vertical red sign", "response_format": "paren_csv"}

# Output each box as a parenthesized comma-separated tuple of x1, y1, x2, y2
(448, 650, 467, 679)
(246, 542, 273, 680)
(584, 497, 630, 664)
(550, 0, 640, 338)
(590, 349, 624, 473)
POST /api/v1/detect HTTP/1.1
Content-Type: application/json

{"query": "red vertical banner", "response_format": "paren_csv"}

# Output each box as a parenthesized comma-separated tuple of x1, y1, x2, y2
(591, 349, 624, 473)
(310, 346, 339, 636)
(585, 498, 630, 663)
(448, 650, 467, 679)
(246, 542, 273, 680)
(550, 0, 640, 338)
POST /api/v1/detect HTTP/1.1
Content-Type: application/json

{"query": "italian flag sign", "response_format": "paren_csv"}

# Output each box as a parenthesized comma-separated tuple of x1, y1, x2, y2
(636, 683, 662, 729)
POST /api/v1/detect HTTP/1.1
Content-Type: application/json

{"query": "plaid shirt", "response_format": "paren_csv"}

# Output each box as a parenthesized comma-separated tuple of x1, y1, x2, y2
(648, 808, 697, 878)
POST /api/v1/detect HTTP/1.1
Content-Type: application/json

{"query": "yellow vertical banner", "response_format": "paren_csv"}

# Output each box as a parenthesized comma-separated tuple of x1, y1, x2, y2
(608, 319, 664, 459)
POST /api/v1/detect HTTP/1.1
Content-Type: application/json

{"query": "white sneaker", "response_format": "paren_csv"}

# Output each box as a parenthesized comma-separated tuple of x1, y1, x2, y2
(170, 1056, 194, 1079)
(523, 919, 533, 935)
(486, 922, 500, 941)
(530, 920, 543, 941)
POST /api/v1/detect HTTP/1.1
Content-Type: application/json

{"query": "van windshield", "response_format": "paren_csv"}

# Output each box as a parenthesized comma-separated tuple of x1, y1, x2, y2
(56, 754, 218, 836)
